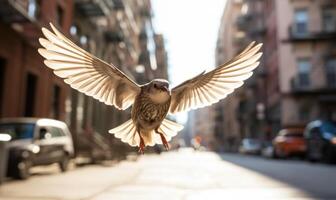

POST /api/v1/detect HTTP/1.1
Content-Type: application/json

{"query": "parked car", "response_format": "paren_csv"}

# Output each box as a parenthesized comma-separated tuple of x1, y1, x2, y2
(261, 141, 275, 158)
(239, 138, 262, 155)
(273, 128, 306, 158)
(304, 120, 336, 163)
(0, 118, 74, 179)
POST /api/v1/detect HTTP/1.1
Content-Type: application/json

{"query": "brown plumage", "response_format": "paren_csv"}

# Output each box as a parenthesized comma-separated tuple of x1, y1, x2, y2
(37, 23, 263, 153)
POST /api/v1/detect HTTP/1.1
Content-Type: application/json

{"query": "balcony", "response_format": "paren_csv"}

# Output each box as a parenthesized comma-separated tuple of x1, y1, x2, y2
(104, 30, 123, 43)
(236, 13, 265, 37)
(286, 25, 336, 42)
(75, 0, 113, 17)
(291, 75, 311, 93)
(112, 0, 124, 10)
(236, 14, 252, 31)
(249, 22, 266, 37)
(291, 73, 336, 95)
(0, 0, 39, 23)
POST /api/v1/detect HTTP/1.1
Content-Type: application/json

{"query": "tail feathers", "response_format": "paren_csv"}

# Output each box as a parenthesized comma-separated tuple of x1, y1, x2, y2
(109, 119, 139, 147)
(155, 119, 184, 144)
(109, 118, 184, 147)
(141, 131, 156, 146)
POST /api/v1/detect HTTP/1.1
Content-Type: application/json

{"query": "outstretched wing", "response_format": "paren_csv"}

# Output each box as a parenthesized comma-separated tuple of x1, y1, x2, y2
(169, 42, 262, 114)
(38, 23, 141, 110)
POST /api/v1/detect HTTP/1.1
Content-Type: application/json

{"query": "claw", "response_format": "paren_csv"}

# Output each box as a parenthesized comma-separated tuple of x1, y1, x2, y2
(138, 136, 145, 154)
(158, 132, 169, 151)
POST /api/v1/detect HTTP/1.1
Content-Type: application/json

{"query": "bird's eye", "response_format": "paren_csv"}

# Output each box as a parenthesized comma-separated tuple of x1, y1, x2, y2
(153, 84, 158, 88)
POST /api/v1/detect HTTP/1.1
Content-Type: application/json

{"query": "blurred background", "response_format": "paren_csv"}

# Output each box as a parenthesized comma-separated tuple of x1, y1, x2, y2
(0, 0, 336, 199)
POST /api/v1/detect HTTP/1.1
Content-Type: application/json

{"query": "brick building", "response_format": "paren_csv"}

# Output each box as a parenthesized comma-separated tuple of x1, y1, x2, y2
(0, 0, 73, 120)
(0, 0, 168, 158)
(69, 0, 164, 158)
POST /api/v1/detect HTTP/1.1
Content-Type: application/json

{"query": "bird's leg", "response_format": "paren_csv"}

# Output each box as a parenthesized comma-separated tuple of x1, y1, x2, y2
(137, 128, 145, 154)
(155, 129, 169, 150)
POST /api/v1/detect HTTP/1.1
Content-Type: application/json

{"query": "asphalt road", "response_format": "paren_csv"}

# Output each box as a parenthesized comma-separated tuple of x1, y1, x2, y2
(0, 149, 335, 200)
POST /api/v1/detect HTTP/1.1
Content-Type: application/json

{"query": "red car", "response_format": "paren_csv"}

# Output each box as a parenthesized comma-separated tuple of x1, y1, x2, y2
(273, 128, 306, 158)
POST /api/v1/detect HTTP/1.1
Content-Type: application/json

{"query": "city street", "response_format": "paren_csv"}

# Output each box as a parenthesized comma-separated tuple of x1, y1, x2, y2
(1, 149, 336, 200)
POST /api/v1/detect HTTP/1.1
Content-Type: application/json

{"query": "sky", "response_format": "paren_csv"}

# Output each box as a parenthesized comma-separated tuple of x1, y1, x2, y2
(151, 0, 227, 123)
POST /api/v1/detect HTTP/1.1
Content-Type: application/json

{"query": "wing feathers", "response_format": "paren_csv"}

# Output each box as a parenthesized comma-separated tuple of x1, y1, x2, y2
(38, 23, 140, 110)
(170, 42, 263, 114)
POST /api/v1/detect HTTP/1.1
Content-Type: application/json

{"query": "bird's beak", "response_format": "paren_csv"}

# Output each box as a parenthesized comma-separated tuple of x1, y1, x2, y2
(161, 86, 169, 92)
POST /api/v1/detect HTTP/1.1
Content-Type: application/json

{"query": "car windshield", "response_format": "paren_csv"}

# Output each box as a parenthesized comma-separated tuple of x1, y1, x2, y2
(243, 139, 260, 146)
(0, 123, 35, 140)
(321, 121, 336, 135)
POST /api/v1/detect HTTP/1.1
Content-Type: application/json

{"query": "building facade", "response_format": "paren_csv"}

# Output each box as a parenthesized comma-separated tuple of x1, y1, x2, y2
(70, 0, 166, 158)
(0, 0, 73, 120)
(214, 0, 245, 152)
(214, 0, 336, 152)
(0, 0, 168, 159)
(276, 0, 336, 128)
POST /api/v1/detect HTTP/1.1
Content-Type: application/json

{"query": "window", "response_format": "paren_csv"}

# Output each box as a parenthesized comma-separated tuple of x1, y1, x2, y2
(294, 9, 308, 35)
(0, 58, 6, 117)
(51, 85, 61, 119)
(57, 128, 66, 136)
(24, 73, 38, 117)
(322, 7, 336, 32)
(325, 58, 336, 87)
(49, 127, 64, 137)
(297, 58, 311, 87)
(0, 123, 35, 140)
(56, 5, 64, 27)
(28, 0, 40, 19)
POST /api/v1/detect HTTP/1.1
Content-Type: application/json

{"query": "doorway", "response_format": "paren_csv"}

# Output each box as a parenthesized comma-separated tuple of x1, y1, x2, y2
(0, 58, 6, 117)
(24, 72, 38, 117)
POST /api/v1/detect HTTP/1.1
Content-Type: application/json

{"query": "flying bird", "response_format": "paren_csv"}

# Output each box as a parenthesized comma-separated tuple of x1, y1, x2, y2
(38, 23, 263, 153)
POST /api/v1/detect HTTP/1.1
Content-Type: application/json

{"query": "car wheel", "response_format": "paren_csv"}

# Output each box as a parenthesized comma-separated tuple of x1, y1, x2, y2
(272, 150, 278, 159)
(306, 146, 317, 163)
(15, 159, 32, 180)
(59, 153, 70, 172)
(307, 155, 317, 162)
(323, 145, 335, 164)
(275, 148, 285, 159)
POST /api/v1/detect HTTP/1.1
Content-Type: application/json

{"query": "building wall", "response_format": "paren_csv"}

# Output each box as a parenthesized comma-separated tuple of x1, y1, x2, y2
(154, 34, 168, 80)
(0, 0, 73, 120)
(214, 0, 336, 148)
(213, 0, 246, 151)
(0, 0, 169, 157)
(67, 0, 167, 156)
(276, 0, 336, 126)
(187, 107, 216, 150)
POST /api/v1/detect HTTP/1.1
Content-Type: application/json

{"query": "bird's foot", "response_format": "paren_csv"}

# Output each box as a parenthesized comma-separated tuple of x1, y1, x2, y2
(159, 133, 169, 151)
(138, 137, 145, 154)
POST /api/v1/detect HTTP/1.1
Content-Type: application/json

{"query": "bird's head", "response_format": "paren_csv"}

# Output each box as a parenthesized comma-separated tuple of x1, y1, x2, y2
(143, 79, 170, 103)
(145, 79, 170, 103)
(148, 79, 170, 94)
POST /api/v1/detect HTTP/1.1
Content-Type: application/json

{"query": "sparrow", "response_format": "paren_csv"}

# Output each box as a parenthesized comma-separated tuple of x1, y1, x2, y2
(38, 23, 263, 153)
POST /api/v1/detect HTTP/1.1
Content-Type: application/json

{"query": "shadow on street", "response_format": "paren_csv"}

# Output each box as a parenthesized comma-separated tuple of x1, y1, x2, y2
(220, 153, 336, 199)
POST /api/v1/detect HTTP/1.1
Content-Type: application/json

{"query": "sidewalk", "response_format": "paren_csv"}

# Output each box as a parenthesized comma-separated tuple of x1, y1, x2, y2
(0, 149, 321, 200)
